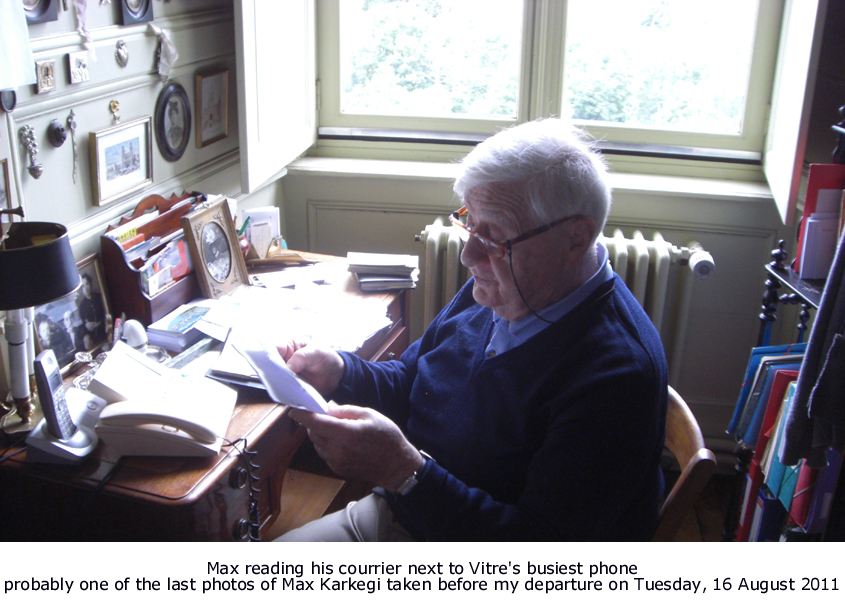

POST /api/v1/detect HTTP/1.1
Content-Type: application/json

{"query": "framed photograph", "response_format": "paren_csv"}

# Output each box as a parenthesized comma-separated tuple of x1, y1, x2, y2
(23, 0, 59, 25)
(180, 198, 249, 299)
(34, 254, 112, 375)
(120, 0, 153, 25)
(196, 69, 229, 148)
(89, 116, 153, 207)
(155, 83, 192, 162)
(0, 159, 10, 223)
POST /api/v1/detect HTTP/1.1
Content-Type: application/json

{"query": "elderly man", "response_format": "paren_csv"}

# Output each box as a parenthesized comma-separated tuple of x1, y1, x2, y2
(279, 119, 668, 541)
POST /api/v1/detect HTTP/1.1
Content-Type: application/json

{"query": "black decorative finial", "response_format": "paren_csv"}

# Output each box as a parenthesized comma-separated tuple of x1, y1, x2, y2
(769, 240, 788, 271)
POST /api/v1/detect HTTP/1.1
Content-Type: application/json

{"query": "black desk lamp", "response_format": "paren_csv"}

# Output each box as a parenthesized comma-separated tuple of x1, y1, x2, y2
(0, 222, 80, 431)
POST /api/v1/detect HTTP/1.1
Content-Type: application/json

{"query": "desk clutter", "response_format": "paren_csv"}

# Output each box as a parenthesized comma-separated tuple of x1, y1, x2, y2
(0, 197, 414, 538)
(10, 193, 416, 463)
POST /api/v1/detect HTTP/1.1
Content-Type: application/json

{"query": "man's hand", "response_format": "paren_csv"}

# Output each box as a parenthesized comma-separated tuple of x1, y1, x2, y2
(289, 403, 424, 493)
(276, 340, 345, 395)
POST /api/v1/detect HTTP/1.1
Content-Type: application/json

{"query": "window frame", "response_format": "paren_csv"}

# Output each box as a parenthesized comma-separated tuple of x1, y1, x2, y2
(317, 0, 534, 136)
(315, 0, 785, 170)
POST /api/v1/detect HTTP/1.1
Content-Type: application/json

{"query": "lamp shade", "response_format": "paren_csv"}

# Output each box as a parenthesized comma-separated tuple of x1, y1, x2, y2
(0, 2, 37, 91)
(0, 222, 80, 310)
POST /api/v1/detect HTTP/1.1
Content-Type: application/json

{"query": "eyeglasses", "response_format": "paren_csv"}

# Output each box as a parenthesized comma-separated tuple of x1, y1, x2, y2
(449, 206, 584, 259)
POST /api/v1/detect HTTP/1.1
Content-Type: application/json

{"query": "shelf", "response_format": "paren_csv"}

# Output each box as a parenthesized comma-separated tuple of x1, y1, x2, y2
(765, 264, 824, 310)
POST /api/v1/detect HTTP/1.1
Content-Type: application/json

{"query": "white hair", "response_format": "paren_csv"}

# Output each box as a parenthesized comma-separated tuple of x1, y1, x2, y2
(453, 119, 612, 238)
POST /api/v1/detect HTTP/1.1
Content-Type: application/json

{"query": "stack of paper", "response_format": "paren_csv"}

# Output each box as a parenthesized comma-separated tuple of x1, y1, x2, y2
(347, 251, 419, 291)
(798, 183, 843, 279)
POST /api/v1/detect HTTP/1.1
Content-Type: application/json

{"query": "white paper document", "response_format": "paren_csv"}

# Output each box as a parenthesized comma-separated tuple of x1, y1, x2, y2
(231, 332, 328, 414)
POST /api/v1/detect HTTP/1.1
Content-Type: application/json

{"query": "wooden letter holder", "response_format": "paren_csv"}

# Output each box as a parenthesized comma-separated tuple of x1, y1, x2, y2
(100, 192, 205, 325)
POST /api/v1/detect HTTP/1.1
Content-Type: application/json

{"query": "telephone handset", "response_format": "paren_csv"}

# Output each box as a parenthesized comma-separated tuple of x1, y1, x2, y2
(26, 350, 105, 464)
(98, 401, 217, 444)
(34, 349, 76, 440)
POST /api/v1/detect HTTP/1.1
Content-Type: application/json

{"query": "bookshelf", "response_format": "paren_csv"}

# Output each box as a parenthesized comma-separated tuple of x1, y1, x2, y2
(724, 239, 844, 541)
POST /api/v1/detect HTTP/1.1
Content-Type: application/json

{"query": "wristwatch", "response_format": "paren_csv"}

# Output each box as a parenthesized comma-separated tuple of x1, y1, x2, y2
(395, 451, 433, 496)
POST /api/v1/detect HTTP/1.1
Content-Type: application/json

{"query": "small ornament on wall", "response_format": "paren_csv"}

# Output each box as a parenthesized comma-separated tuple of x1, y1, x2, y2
(19, 125, 43, 179)
(68, 51, 89, 84)
(35, 59, 56, 94)
(115, 40, 129, 68)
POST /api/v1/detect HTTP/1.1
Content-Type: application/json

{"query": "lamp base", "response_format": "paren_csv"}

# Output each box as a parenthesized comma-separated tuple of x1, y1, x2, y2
(1, 391, 44, 436)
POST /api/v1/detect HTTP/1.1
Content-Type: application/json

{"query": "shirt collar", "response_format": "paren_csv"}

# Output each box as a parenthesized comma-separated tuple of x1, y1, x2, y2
(485, 241, 613, 358)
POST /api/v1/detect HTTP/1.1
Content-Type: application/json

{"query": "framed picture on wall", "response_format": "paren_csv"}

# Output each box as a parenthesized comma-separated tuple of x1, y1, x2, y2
(34, 254, 112, 375)
(180, 197, 248, 300)
(196, 68, 229, 148)
(120, 0, 153, 25)
(89, 116, 153, 207)
(155, 83, 192, 162)
(23, 0, 59, 25)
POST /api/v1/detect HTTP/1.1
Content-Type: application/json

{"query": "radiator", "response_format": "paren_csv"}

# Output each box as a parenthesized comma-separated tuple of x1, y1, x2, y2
(416, 220, 714, 383)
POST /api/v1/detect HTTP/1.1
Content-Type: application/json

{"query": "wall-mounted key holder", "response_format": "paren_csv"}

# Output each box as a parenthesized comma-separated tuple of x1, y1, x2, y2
(48, 120, 67, 147)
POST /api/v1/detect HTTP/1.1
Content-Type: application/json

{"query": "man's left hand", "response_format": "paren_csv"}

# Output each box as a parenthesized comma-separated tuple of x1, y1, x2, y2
(289, 403, 424, 493)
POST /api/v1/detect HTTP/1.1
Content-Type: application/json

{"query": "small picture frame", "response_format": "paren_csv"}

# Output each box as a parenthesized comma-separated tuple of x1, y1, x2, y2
(120, 0, 154, 25)
(196, 68, 229, 148)
(155, 83, 192, 162)
(180, 198, 249, 299)
(89, 116, 153, 207)
(68, 50, 90, 84)
(0, 159, 10, 222)
(23, 0, 59, 25)
(35, 59, 56, 94)
(34, 254, 112, 374)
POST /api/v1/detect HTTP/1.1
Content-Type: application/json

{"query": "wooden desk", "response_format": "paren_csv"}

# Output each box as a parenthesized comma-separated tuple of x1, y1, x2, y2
(0, 266, 409, 541)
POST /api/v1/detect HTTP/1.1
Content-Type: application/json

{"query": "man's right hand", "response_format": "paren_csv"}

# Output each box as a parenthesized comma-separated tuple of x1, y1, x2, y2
(276, 340, 345, 396)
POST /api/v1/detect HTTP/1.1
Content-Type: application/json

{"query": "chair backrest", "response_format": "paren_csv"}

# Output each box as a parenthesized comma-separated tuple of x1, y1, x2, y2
(652, 386, 717, 541)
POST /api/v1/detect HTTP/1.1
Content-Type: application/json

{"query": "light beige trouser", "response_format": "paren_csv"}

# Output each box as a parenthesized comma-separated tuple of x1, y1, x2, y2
(276, 494, 415, 542)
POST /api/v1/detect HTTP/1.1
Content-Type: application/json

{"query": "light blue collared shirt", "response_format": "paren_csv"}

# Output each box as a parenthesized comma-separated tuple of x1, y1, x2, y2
(484, 242, 613, 359)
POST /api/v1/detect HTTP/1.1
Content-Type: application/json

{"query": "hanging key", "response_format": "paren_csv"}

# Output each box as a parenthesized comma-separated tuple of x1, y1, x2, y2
(67, 109, 78, 184)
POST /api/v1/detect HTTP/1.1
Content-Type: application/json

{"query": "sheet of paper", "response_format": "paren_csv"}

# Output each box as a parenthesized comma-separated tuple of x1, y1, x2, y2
(231, 331, 328, 414)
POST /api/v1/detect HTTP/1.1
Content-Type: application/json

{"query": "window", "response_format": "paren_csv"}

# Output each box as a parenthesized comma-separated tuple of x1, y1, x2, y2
(339, 0, 524, 121)
(317, 0, 784, 166)
(563, 0, 757, 137)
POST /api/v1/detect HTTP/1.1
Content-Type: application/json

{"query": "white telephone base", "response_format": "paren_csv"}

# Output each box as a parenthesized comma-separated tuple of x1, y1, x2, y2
(25, 389, 107, 465)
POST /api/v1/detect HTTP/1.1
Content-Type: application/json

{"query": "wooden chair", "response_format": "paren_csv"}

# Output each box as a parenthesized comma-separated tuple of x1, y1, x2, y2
(652, 386, 717, 541)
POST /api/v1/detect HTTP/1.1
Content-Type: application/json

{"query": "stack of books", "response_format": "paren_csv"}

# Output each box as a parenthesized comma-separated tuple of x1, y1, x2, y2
(347, 252, 419, 291)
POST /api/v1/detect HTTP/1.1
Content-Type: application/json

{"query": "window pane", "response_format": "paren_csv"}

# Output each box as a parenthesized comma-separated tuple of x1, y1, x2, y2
(563, 0, 759, 135)
(340, 0, 523, 120)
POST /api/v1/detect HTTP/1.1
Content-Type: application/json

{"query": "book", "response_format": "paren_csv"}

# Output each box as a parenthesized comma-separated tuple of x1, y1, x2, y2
(793, 163, 845, 272)
(749, 485, 787, 542)
(147, 300, 214, 352)
(355, 272, 418, 291)
(789, 463, 819, 527)
(735, 381, 795, 541)
(803, 448, 843, 534)
(739, 367, 799, 448)
(727, 343, 806, 438)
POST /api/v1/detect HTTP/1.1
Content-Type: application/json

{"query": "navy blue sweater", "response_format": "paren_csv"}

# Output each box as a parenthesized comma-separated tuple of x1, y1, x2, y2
(334, 275, 667, 541)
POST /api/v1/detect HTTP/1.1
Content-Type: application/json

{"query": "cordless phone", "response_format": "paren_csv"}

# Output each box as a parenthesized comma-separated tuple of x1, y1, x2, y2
(34, 349, 77, 441)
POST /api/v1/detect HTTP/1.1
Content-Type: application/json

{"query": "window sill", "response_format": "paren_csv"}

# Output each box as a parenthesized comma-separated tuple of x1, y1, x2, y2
(286, 157, 773, 203)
